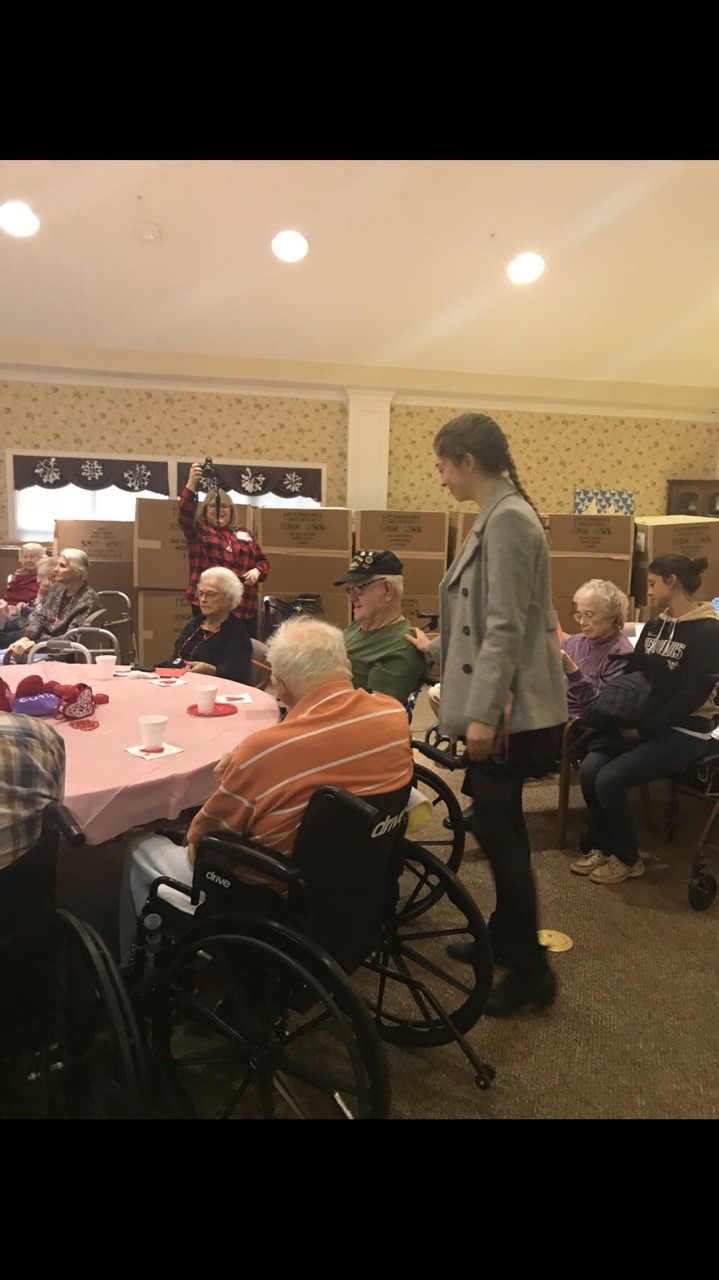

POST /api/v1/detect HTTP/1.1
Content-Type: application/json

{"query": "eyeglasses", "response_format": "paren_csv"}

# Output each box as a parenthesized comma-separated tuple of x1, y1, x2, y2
(573, 610, 598, 620)
(198, 589, 221, 599)
(345, 578, 386, 596)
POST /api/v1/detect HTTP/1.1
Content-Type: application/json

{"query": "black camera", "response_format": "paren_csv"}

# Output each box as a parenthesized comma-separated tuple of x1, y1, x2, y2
(199, 457, 219, 492)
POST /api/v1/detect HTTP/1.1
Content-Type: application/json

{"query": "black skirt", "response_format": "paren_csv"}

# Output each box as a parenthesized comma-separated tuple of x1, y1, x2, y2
(461, 723, 565, 792)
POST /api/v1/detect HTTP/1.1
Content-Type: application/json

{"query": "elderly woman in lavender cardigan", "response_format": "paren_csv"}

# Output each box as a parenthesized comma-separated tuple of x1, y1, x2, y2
(561, 579, 634, 716)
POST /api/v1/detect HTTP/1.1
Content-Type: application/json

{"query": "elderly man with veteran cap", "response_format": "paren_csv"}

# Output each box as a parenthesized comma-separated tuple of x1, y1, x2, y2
(334, 550, 427, 706)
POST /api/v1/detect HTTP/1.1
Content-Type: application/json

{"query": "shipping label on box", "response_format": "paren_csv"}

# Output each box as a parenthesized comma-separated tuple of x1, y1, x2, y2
(55, 520, 134, 563)
(257, 508, 352, 551)
(138, 590, 191, 667)
(354, 510, 449, 555)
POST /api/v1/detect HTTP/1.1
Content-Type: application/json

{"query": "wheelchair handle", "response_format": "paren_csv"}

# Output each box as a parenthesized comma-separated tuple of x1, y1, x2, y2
(411, 740, 466, 771)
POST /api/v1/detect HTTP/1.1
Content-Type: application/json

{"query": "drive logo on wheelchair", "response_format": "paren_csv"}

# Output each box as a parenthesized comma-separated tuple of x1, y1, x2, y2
(371, 805, 409, 838)
(205, 869, 231, 889)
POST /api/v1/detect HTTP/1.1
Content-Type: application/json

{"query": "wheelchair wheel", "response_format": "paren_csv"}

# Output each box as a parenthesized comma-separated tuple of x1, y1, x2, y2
(362, 843, 493, 1048)
(688, 871, 717, 912)
(151, 918, 390, 1119)
(402, 764, 464, 917)
(35, 910, 149, 1118)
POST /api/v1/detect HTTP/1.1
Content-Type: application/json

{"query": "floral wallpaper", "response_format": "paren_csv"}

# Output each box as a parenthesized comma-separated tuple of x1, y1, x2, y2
(388, 405, 719, 517)
(2, 381, 718, 543)
(0, 381, 347, 541)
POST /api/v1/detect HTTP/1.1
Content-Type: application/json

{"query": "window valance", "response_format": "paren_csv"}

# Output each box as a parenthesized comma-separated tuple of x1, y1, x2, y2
(13, 455, 170, 495)
(177, 462, 322, 502)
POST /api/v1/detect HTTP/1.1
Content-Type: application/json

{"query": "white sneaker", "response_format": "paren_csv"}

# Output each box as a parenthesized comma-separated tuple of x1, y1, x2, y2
(589, 854, 645, 884)
(570, 850, 607, 876)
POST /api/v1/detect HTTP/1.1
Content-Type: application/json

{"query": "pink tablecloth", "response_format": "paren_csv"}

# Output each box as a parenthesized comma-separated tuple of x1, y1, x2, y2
(2, 662, 281, 845)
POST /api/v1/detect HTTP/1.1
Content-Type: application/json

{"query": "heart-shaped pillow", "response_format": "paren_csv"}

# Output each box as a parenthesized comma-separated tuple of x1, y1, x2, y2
(15, 674, 45, 698)
(54, 683, 96, 720)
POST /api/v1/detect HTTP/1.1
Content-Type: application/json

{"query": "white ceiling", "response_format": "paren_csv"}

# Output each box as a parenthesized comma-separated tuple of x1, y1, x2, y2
(1, 158, 718, 415)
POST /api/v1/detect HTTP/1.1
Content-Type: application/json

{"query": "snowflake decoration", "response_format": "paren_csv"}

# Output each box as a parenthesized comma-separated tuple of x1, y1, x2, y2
(124, 463, 152, 491)
(35, 457, 61, 485)
(240, 467, 266, 495)
(283, 471, 304, 494)
(81, 459, 104, 482)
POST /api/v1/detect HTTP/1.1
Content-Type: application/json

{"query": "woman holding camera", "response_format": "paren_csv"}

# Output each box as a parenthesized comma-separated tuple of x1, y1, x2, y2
(179, 462, 270, 638)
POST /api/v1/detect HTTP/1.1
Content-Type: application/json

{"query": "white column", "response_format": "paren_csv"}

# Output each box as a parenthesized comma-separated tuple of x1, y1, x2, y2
(345, 390, 395, 510)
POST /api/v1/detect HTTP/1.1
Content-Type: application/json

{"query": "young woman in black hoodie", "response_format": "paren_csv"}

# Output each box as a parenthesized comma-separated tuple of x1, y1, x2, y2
(571, 554, 719, 884)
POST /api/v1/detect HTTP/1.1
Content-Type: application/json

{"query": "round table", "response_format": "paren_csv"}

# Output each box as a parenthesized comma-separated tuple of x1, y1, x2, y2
(3, 662, 280, 845)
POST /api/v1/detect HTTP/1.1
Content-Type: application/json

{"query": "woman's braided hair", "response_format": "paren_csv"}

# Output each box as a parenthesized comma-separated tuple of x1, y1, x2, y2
(433, 413, 542, 522)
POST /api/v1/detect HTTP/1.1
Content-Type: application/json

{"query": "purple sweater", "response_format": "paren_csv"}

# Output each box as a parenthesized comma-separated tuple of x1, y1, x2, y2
(564, 628, 634, 716)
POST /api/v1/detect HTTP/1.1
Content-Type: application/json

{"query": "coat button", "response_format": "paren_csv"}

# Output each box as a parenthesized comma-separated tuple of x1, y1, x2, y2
(461, 587, 469, 597)
(462, 663, 472, 674)
(462, 625, 470, 635)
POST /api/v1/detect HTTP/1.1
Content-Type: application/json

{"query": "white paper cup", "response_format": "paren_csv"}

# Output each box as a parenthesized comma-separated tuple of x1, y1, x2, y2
(195, 685, 218, 715)
(139, 714, 167, 749)
(95, 654, 117, 679)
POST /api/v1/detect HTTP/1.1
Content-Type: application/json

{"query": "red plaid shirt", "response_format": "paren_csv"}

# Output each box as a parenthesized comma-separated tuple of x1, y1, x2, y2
(178, 487, 269, 621)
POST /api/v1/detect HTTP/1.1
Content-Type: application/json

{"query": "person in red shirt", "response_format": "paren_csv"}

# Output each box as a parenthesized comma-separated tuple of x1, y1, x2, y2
(178, 463, 269, 638)
(0, 543, 46, 616)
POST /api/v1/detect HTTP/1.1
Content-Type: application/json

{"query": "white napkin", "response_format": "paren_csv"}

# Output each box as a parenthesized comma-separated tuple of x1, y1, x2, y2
(125, 743, 184, 759)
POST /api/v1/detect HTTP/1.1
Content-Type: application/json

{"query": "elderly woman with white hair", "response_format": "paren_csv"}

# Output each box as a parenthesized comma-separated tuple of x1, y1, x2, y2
(561, 578, 634, 717)
(7, 548, 101, 662)
(159, 566, 252, 685)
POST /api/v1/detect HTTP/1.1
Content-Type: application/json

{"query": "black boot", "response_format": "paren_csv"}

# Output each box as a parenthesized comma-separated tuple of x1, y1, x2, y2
(443, 803, 475, 832)
(483, 958, 557, 1017)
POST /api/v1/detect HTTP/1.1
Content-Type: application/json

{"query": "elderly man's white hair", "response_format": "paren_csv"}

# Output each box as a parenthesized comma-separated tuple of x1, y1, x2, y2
(266, 615, 349, 688)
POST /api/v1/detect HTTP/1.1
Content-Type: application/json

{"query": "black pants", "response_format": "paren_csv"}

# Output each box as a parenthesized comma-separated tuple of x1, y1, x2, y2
(462, 764, 544, 970)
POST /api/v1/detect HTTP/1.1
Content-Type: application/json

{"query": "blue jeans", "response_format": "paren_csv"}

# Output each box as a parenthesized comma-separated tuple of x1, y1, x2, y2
(579, 730, 712, 864)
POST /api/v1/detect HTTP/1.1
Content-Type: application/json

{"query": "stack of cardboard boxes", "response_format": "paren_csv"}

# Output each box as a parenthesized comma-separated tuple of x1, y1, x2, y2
(54, 518, 137, 616)
(257, 508, 352, 633)
(353, 510, 449, 630)
(631, 515, 719, 619)
(544, 514, 634, 635)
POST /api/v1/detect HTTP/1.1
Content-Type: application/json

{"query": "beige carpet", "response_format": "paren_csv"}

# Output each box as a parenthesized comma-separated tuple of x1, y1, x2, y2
(57, 689, 719, 1119)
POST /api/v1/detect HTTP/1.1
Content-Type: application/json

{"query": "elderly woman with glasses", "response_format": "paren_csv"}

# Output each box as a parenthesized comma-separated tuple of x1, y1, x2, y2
(334, 549, 427, 706)
(561, 579, 634, 718)
(159, 567, 252, 685)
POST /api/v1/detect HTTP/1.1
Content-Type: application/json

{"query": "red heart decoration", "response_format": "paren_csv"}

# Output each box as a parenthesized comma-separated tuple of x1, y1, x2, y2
(15, 675, 45, 698)
(94, 692, 109, 705)
(54, 683, 96, 720)
(45, 680, 64, 696)
(0, 678, 12, 713)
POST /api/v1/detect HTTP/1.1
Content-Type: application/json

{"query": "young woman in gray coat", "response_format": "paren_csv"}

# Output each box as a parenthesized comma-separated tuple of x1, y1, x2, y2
(408, 414, 567, 1016)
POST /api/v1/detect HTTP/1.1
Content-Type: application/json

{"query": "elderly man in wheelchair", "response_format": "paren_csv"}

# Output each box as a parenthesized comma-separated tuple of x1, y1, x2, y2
(119, 616, 495, 1119)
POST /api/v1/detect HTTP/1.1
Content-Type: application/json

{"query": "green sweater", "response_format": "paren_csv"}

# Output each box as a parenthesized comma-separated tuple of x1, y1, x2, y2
(344, 618, 426, 706)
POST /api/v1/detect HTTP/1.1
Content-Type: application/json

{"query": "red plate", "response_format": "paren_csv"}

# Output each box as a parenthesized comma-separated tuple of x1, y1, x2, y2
(68, 719, 100, 731)
(187, 702, 238, 717)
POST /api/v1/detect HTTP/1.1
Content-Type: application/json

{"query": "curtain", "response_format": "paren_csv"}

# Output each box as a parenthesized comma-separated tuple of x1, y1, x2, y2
(13, 455, 170, 495)
(176, 462, 322, 502)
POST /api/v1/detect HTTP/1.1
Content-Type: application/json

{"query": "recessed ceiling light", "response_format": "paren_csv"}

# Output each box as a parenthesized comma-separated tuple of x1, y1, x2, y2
(507, 251, 545, 285)
(271, 229, 309, 263)
(0, 200, 40, 238)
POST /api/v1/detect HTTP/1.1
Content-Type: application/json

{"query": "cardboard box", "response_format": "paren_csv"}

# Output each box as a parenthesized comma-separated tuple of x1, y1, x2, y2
(632, 516, 719, 603)
(257, 508, 352, 552)
(400, 595, 440, 633)
(260, 591, 350, 634)
(551, 554, 632, 598)
(134, 499, 188, 591)
(54, 520, 134, 563)
(137, 590, 191, 668)
(543, 514, 635, 557)
(354, 510, 449, 555)
(262, 552, 353, 596)
(448, 510, 476, 560)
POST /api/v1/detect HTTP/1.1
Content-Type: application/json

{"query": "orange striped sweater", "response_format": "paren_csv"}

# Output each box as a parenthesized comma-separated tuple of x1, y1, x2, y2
(187, 680, 414, 867)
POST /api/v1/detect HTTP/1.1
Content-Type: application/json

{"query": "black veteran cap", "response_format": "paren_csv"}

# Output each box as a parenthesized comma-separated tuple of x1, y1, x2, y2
(333, 548, 404, 586)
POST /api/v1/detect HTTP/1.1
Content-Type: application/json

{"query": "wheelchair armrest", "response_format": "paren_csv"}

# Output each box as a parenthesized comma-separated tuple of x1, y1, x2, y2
(195, 831, 303, 885)
(45, 802, 85, 846)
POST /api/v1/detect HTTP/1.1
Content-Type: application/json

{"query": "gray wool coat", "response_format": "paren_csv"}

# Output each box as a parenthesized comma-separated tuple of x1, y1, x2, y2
(431, 477, 568, 739)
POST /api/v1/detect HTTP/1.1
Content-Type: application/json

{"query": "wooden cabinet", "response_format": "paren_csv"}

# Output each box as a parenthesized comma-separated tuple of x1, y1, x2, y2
(666, 479, 719, 517)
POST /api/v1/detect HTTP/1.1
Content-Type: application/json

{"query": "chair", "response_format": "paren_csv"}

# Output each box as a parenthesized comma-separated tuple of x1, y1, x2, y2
(249, 637, 272, 691)
(556, 718, 653, 850)
(125, 783, 494, 1119)
(0, 803, 149, 1118)
(665, 747, 719, 911)
(63, 626, 122, 662)
(95, 592, 137, 665)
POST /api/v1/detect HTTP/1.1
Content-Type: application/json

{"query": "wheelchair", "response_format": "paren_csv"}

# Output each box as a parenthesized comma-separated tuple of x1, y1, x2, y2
(0, 804, 149, 1119)
(260, 593, 323, 643)
(123, 783, 495, 1120)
